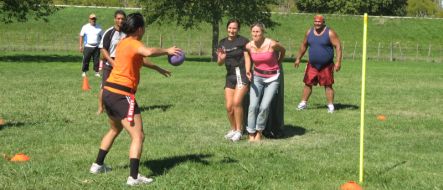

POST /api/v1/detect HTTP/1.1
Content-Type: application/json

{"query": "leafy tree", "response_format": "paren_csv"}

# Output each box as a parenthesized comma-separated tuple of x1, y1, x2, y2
(0, 0, 58, 23)
(295, 0, 407, 16)
(407, 0, 438, 17)
(140, 0, 278, 61)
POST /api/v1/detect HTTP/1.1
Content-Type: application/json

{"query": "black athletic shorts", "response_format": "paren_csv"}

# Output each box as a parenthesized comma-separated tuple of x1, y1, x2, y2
(225, 74, 250, 89)
(103, 89, 141, 120)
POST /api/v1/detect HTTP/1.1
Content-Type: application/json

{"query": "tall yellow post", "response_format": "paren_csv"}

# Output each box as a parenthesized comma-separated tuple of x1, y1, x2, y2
(359, 13, 368, 183)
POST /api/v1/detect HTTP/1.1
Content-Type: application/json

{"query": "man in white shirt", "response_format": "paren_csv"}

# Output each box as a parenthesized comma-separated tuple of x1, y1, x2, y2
(79, 13, 102, 77)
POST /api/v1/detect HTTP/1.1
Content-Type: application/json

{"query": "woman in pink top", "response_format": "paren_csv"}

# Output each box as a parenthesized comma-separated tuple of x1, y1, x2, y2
(245, 23, 285, 142)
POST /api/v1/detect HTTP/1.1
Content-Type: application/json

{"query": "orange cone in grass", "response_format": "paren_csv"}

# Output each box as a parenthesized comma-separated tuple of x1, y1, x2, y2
(10, 153, 30, 162)
(340, 181, 363, 190)
(82, 76, 91, 91)
(377, 114, 386, 121)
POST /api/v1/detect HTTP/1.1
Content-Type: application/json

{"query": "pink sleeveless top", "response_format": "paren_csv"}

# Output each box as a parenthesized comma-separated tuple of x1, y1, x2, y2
(249, 38, 280, 78)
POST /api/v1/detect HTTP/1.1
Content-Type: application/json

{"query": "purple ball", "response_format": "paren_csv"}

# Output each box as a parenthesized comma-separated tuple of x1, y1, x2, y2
(168, 51, 185, 66)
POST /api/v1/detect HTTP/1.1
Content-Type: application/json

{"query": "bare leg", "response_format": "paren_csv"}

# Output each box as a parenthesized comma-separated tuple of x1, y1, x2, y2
(255, 130, 263, 141)
(99, 117, 123, 151)
(224, 88, 236, 131)
(120, 114, 144, 159)
(301, 84, 313, 102)
(325, 85, 334, 105)
(97, 88, 104, 115)
(248, 133, 256, 142)
(232, 85, 249, 132)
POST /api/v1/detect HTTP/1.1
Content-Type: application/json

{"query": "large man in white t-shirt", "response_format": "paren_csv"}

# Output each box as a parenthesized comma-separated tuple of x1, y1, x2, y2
(79, 13, 102, 77)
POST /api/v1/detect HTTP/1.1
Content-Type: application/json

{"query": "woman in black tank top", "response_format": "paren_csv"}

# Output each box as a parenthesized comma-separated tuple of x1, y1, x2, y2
(216, 19, 251, 142)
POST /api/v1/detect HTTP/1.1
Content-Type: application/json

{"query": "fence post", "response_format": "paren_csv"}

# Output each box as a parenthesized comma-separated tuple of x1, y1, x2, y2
(399, 43, 403, 61)
(416, 44, 419, 61)
(352, 41, 357, 60)
(159, 34, 163, 48)
(287, 39, 292, 58)
(146, 34, 149, 47)
(377, 42, 381, 61)
(199, 39, 202, 56)
(187, 35, 190, 55)
(390, 42, 393, 62)
(428, 44, 432, 62)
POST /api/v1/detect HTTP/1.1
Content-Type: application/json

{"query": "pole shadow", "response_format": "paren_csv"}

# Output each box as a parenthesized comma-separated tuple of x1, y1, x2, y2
(0, 121, 26, 131)
(311, 103, 359, 110)
(263, 124, 306, 139)
(141, 154, 213, 177)
(280, 124, 307, 139)
(139, 104, 173, 112)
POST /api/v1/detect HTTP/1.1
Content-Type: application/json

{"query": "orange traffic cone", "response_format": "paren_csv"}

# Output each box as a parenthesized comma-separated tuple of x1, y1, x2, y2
(10, 153, 30, 162)
(82, 76, 91, 91)
(340, 181, 363, 190)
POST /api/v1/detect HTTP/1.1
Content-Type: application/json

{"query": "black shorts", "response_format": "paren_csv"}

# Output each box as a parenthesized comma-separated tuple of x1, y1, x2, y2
(103, 89, 141, 120)
(225, 74, 250, 89)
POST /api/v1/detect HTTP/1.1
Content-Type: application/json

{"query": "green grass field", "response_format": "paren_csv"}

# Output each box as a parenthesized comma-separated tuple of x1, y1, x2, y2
(0, 51, 442, 189)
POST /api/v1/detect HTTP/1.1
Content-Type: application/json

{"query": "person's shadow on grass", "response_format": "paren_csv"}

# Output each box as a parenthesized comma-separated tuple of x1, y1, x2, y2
(141, 154, 212, 177)
(139, 104, 173, 112)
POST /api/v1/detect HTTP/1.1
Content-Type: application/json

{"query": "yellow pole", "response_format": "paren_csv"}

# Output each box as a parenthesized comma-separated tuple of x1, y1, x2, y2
(359, 13, 368, 183)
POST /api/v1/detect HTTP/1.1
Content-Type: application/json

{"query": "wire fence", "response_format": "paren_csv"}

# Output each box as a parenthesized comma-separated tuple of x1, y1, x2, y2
(1, 32, 442, 63)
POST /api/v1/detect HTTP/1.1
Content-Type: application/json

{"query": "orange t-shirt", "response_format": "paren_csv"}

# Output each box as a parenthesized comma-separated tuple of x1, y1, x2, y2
(104, 38, 143, 96)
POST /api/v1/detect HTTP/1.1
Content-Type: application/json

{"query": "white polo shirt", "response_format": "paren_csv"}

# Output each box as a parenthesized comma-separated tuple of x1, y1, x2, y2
(80, 23, 102, 48)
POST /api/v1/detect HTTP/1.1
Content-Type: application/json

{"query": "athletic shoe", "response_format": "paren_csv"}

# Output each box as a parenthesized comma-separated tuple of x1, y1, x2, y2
(95, 72, 101, 78)
(126, 174, 154, 186)
(82, 72, 86, 77)
(327, 104, 335, 113)
(89, 163, 111, 174)
(297, 102, 307, 110)
(230, 131, 242, 142)
(224, 130, 236, 139)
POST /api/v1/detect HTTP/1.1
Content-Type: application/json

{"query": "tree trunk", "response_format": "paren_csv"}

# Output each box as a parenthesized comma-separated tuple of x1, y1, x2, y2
(211, 19, 219, 62)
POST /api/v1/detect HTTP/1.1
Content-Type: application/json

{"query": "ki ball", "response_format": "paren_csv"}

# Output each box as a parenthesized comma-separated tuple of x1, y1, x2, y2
(168, 51, 185, 66)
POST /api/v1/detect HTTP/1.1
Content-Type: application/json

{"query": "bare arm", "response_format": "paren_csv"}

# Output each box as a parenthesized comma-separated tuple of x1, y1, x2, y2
(244, 50, 252, 81)
(329, 29, 342, 72)
(216, 48, 226, 66)
(142, 58, 171, 77)
(100, 49, 114, 66)
(294, 29, 310, 68)
(271, 40, 286, 65)
(79, 36, 84, 53)
(137, 45, 181, 57)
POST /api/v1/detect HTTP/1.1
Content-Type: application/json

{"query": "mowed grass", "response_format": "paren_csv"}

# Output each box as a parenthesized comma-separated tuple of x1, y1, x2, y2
(0, 52, 442, 189)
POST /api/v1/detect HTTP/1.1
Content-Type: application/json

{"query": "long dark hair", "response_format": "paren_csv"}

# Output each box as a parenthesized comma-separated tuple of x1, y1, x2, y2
(121, 13, 145, 35)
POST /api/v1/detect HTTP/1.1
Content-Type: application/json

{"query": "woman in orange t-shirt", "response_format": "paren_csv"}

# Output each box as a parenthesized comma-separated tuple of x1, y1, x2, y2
(89, 13, 181, 186)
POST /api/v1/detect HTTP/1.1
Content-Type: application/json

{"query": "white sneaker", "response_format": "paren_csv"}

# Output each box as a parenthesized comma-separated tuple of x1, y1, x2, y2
(82, 72, 86, 77)
(230, 131, 242, 142)
(327, 104, 335, 113)
(89, 163, 111, 174)
(297, 102, 307, 110)
(224, 130, 236, 139)
(126, 174, 154, 186)
(95, 72, 101, 78)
